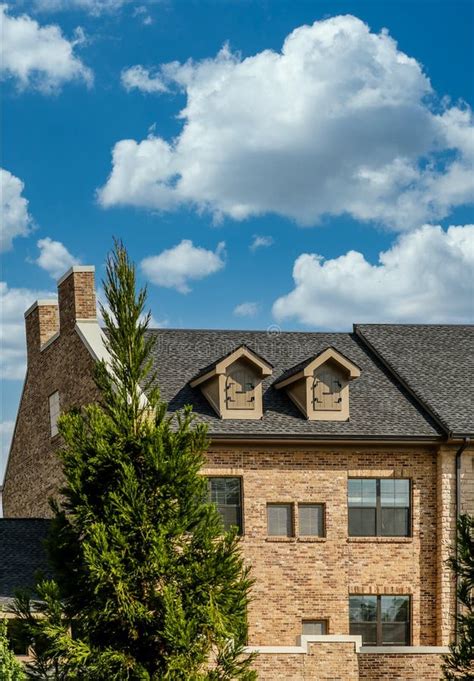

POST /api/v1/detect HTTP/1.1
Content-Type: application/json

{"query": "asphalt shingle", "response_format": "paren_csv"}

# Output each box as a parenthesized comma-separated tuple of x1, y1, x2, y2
(148, 329, 440, 438)
(356, 324, 474, 436)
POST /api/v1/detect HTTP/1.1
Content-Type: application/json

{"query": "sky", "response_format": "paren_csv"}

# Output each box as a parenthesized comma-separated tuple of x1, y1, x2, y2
(1, 0, 473, 481)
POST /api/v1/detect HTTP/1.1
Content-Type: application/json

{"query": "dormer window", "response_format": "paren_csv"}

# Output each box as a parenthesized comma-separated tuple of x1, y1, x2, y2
(225, 361, 257, 410)
(190, 345, 272, 420)
(274, 347, 360, 421)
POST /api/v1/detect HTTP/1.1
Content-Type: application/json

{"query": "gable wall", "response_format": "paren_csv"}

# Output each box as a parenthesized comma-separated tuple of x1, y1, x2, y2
(2, 326, 100, 518)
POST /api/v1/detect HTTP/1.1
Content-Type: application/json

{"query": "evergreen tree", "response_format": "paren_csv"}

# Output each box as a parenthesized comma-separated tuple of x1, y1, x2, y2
(0, 618, 26, 681)
(443, 513, 474, 680)
(15, 242, 256, 680)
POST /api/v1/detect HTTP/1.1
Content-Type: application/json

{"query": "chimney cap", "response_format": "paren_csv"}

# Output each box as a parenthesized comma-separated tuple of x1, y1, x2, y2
(24, 299, 58, 318)
(57, 265, 95, 287)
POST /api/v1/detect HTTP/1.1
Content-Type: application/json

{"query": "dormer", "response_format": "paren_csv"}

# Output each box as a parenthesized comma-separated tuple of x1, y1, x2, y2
(190, 345, 273, 419)
(274, 347, 360, 421)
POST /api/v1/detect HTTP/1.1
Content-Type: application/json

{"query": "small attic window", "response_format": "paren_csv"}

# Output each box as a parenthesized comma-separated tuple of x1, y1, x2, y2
(312, 366, 344, 412)
(189, 345, 272, 420)
(274, 347, 360, 422)
(225, 361, 257, 411)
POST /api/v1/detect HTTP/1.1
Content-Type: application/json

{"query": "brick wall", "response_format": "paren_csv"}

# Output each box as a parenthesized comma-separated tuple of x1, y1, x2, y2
(358, 652, 445, 680)
(3, 269, 100, 518)
(250, 646, 445, 680)
(205, 445, 440, 647)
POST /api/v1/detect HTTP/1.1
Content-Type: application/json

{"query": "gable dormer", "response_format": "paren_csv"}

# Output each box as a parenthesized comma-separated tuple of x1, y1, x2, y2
(190, 345, 273, 419)
(274, 347, 360, 421)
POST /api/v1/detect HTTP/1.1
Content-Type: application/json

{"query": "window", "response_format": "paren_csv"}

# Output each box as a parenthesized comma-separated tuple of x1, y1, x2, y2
(7, 619, 29, 656)
(302, 620, 328, 635)
(225, 364, 256, 411)
(49, 391, 60, 437)
(298, 504, 324, 537)
(313, 367, 343, 411)
(349, 595, 410, 646)
(208, 477, 242, 533)
(348, 479, 410, 537)
(267, 503, 293, 536)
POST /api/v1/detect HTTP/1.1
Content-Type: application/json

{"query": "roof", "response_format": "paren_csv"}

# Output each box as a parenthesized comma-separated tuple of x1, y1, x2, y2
(356, 324, 474, 437)
(148, 329, 440, 439)
(0, 519, 51, 606)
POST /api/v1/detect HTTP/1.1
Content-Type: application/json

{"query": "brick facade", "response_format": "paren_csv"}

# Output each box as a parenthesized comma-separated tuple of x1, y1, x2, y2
(3, 267, 472, 680)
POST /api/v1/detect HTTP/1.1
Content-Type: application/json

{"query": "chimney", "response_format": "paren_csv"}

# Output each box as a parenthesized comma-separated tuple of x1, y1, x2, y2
(24, 300, 59, 363)
(57, 266, 97, 332)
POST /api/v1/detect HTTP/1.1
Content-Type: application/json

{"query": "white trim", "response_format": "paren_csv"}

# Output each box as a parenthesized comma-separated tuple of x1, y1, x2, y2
(57, 265, 95, 286)
(359, 646, 450, 654)
(244, 636, 449, 656)
(75, 320, 110, 363)
(24, 299, 58, 318)
(245, 635, 363, 654)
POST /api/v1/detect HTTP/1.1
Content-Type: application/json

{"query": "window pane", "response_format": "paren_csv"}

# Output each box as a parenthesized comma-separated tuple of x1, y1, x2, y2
(348, 507, 376, 536)
(349, 622, 377, 645)
(381, 507, 409, 536)
(302, 620, 327, 635)
(381, 596, 409, 622)
(381, 622, 410, 645)
(267, 504, 293, 536)
(299, 504, 324, 536)
(349, 596, 377, 622)
(7, 620, 29, 656)
(209, 478, 242, 532)
(381, 479, 409, 507)
(348, 479, 376, 507)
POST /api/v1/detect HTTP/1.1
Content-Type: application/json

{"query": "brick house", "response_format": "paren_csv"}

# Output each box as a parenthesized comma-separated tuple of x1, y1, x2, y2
(1, 265, 473, 680)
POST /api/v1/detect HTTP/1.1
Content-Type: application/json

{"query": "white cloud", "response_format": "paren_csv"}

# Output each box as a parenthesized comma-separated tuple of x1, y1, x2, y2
(121, 65, 167, 93)
(32, 0, 131, 14)
(35, 237, 80, 278)
(0, 168, 33, 252)
(0, 282, 55, 380)
(141, 240, 226, 293)
(0, 4, 92, 93)
(250, 235, 274, 252)
(233, 302, 259, 317)
(273, 225, 474, 329)
(98, 16, 473, 230)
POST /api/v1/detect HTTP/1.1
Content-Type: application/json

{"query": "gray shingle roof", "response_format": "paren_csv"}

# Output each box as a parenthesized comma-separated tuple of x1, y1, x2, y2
(0, 520, 51, 603)
(148, 329, 440, 438)
(355, 325, 474, 437)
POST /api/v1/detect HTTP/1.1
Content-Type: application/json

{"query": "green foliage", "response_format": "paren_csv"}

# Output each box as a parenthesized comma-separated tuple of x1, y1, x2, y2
(14, 242, 256, 680)
(442, 513, 474, 680)
(0, 617, 26, 681)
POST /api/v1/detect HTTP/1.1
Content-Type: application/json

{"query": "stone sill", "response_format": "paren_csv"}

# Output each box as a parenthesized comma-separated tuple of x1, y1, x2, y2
(265, 536, 327, 543)
(347, 536, 413, 543)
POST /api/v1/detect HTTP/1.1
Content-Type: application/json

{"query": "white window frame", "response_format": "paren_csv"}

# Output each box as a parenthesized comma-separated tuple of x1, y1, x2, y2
(49, 391, 60, 437)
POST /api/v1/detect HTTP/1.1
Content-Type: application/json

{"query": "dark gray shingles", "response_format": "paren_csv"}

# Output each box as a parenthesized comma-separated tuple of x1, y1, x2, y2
(148, 329, 440, 438)
(0, 520, 51, 599)
(356, 325, 474, 436)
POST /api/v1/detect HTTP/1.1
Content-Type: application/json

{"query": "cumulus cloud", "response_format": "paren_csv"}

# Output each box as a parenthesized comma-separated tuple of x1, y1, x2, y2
(250, 235, 274, 252)
(32, 0, 131, 14)
(98, 16, 473, 230)
(0, 282, 55, 380)
(35, 237, 80, 278)
(0, 168, 33, 252)
(233, 302, 259, 317)
(0, 4, 92, 93)
(141, 240, 226, 293)
(273, 225, 474, 329)
(121, 65, 167, 93)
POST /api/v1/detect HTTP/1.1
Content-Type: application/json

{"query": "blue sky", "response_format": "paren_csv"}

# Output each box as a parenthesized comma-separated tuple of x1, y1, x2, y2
(1, 0, 473, 479)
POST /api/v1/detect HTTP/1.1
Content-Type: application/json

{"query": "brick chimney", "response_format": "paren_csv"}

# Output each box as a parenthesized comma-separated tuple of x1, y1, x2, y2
(57, 266, 97, 332)
(24, 300, 59, 363)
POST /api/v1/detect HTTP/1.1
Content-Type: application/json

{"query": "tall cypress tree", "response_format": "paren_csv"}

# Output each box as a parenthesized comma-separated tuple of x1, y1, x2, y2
(16, 243, 256, 680)
(443, 513, 474, 681)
